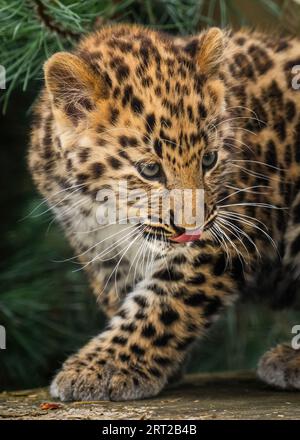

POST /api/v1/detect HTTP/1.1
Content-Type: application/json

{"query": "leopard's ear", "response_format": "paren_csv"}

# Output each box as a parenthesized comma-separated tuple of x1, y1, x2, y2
(193, 27, 225, 76)
(44, 52, 106, 121)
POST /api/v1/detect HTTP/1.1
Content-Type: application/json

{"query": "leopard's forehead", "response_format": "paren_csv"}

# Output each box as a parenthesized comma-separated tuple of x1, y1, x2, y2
(78, 25, 201, 94)
(74, 25, 226, 165)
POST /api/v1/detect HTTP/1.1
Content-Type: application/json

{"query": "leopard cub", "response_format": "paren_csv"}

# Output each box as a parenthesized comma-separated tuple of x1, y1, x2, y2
(29, 24, 300, 400)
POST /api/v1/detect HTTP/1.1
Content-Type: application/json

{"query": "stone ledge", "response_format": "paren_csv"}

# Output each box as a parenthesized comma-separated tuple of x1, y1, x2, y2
(1, 371, 300, 420)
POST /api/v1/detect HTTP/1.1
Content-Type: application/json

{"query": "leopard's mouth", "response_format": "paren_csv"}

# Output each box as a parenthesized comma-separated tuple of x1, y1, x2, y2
(140, 210, 218, 244)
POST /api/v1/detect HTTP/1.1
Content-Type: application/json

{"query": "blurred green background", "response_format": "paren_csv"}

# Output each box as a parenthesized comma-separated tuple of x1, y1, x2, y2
(1, 0, 300, 391)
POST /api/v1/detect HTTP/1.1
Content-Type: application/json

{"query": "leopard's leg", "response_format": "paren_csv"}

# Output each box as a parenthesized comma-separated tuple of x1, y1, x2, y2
(257, 343, 300, 390)
(85, 254, 140, 318)
(257, 193, 300, 389)
(50, 244, 238, 401)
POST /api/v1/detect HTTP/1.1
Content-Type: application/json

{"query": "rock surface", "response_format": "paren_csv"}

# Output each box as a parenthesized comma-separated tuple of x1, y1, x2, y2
(0, 371, 300, 420)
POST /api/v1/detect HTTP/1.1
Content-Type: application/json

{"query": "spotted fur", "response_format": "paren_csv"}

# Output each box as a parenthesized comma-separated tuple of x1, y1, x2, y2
(29, 24, 300, 401)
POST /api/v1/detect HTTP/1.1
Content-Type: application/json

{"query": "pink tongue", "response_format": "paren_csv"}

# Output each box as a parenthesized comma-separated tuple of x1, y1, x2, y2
(171, 228, 202, 243)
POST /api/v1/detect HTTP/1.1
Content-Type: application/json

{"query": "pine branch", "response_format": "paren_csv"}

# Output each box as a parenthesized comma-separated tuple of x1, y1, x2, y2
(33, 0, 81, 40)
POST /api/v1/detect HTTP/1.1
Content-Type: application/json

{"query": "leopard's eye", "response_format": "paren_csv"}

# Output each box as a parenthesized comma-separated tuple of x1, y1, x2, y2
(202, 151, 218, 170)
(137, 162, 162, 180)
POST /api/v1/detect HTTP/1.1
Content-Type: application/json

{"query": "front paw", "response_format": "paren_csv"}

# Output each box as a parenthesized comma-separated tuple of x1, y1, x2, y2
(50, 359, 113, 401)
(257, 343, 300, 390)
(50, 356, 165, 401)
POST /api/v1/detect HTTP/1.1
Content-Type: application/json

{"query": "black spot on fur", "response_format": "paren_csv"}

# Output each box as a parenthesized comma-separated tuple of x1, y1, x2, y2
(160, 307, 179, 325)
(213, 254, 227, 276)
(230, 53, 255, 80)
(285, 144, 292, 167)
(153, 269, 183, 282)
(171, 254, 187, 265)
(147, 283, 167, 296)
(102, 71, 112, 89)
(122, 85, 133, 107)
(133, 295, 148, 308)
(135, 311, 146, 320)
(184, 292, 206, 306)
(248, 44, 273, 74)
(108, 156, 122, 169)
(141, 323, 156, 338)
(118, 149, 130, 161)
(193, 253, 212, 266)
(119, 135, 129, 148)
(110, 107, 119, 125)
(154, 138, 163, 158)
(130, 344, 145, 356)
(184, 39, 198, 57)
(205, 296, 222, 316)
(90, 162, 106, 179)
(187, 273, 206, 284)
(76, 173, 89, 184)
(273, 118, 286, 142)
(112, 335, 127, 345)
(265, 140, 278, 169)
(198, 103, 207, 119)
(121, 323, 136, 333)
(145, 113, 156, 133)
(286, 100, 296, 122)
(131, 96, 144, 114)
(236, 37, 246, 46)
(116, 64, 130, 82)
(153, 333, 173, 347)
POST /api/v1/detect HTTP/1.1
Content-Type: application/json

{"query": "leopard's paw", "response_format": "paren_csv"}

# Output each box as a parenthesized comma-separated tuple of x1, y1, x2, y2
(107, 368, 164, 401)
(257, 343, 300, 390)
(50, 357, 165, 401)
(50, 361, 114, 401)
(50, 369, 81, 401)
